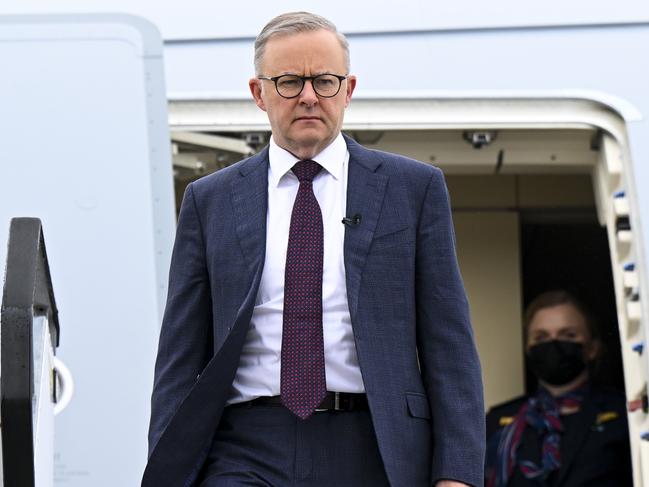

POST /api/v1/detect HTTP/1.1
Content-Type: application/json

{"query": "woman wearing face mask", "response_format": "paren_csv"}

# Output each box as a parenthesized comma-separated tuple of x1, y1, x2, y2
(485, 290, 632, 487)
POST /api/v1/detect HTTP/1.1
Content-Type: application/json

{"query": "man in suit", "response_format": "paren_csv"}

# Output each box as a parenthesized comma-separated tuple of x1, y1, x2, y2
(144, 11, 484, 487)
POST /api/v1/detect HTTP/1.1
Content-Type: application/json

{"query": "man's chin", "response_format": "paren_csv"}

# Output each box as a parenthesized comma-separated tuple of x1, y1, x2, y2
(292, 131, 329, 147)
(283, 134, 334, 159)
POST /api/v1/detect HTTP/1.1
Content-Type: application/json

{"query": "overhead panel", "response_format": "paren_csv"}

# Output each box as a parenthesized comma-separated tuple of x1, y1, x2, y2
(168, 98, 627, 134)
(356, 130, 499, 174)
(498, 129, 597, 174)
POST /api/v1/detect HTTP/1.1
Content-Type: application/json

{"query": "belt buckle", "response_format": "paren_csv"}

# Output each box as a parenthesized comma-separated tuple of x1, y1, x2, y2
(315, 392, 341, 412)
(314, 392, 329, 412)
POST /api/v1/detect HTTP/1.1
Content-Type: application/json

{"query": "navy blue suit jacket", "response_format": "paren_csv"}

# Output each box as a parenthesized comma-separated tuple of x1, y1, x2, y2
(144, 134, 485, 487)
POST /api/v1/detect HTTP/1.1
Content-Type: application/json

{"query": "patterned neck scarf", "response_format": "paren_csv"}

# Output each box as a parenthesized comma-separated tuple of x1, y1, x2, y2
(486, 384, 587, 487)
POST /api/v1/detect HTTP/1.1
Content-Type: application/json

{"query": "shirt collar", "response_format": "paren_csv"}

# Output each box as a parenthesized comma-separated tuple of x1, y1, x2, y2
(268, 132, 347, 187)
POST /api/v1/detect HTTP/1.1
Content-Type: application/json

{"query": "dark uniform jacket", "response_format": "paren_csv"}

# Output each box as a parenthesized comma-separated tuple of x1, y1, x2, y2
(486, 388, 632, 487)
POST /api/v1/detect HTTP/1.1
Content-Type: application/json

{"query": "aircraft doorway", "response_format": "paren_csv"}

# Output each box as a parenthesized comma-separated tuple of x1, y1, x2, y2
(168, 98, 644, 484)
(443, 172, 627, 408)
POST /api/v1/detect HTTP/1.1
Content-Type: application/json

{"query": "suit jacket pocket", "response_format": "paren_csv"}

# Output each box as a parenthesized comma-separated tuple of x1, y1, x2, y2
(370, 226, 412, 252)
(406, 392, 431, 419)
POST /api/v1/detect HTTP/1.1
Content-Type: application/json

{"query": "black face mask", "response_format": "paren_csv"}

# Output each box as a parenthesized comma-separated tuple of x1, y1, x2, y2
(527, 340, 586, 386)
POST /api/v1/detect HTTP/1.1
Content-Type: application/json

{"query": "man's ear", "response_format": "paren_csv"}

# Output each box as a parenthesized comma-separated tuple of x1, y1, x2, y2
(249, 78, 267, 112)
(344, 75, 357, 108)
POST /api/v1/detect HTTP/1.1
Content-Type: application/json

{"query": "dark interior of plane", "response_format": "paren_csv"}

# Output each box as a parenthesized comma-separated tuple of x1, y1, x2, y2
(521, 216, 624, 393)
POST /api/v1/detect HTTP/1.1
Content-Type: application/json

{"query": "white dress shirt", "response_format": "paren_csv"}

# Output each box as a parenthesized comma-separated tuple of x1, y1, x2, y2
(228, 133, 365, 404)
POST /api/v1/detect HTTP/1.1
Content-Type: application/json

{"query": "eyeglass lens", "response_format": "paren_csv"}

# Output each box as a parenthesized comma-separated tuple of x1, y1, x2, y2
(276, 74, 341, 98)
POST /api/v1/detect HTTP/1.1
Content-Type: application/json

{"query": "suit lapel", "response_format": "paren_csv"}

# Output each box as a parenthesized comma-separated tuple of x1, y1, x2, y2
(231, 148, 269, 275)
(553, 396, 598, 486)
(343, 135, 388, 319)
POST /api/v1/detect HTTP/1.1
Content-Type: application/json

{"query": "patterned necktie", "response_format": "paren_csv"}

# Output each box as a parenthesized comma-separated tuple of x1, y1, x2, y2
(281, 159, 326, 419)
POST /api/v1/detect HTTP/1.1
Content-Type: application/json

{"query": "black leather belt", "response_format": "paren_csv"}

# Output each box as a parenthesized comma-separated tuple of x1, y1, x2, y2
(231, 392, 368, 412)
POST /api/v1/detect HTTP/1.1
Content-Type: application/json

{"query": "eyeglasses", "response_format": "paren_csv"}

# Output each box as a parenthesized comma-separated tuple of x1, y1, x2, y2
(257, 73, 347, 99)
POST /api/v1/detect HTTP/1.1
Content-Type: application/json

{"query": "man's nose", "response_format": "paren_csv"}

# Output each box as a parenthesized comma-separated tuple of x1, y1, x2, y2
(299, 79, 318, 105)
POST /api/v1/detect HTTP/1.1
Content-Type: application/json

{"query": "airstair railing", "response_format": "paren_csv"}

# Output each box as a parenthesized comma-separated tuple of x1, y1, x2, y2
(1, 218, 62, 487)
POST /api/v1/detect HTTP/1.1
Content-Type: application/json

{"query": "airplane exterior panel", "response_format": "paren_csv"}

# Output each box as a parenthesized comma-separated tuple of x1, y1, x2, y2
(0, 14, 175, 487)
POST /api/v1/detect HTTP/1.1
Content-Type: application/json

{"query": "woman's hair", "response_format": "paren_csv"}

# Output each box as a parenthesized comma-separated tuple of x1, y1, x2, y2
(524, 290, 600, 345)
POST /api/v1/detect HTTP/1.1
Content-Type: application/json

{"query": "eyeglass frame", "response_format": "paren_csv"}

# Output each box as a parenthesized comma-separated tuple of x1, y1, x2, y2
(257, 73, 348, 99)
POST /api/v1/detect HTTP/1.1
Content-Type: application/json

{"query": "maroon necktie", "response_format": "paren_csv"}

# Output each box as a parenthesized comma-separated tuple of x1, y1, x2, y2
(281, 160, 326, 419)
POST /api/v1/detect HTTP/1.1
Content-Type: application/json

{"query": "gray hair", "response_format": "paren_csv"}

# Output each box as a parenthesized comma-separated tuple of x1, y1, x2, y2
(254, 11, 350, 75)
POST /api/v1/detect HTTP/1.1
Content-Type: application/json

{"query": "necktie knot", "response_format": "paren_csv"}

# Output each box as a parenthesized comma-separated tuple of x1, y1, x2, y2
(292, 160, 322, 183)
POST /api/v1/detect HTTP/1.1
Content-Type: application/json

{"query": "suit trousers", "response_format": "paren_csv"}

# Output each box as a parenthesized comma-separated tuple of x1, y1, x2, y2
(196, 402, 390, 487)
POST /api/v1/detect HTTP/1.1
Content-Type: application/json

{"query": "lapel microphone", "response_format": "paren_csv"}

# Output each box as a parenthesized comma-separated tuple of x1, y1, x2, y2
(341, 214, 362, 227)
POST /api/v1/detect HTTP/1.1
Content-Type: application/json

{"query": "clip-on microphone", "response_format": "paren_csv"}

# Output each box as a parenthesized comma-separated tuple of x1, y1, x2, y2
(341, 214, 362, 227)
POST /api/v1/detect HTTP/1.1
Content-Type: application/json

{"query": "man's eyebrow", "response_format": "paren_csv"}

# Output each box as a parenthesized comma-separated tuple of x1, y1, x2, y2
(275, 71, 335, 77)
(264, 71, 299, 77)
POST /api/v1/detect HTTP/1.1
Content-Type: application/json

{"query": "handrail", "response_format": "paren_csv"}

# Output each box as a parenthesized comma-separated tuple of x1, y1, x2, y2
(1, 217, 60, 487)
